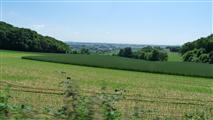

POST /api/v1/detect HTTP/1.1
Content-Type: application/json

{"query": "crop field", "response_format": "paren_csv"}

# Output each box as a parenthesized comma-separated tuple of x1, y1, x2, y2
(1, 50, 213, 119)
(23, 53, 213, 78)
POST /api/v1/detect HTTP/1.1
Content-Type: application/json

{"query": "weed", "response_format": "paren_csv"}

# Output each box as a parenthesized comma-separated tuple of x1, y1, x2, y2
(0, 86, 34, 119)
(98, 88, 124, 120)
(55, 76, 95, 120)
(183, 107, 213, 120)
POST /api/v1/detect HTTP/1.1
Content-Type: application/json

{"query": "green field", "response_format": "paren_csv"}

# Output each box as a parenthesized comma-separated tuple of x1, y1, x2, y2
(1, 50, 213, 119)
(168, 52, 182, 62)
(23, 53, 213, 78)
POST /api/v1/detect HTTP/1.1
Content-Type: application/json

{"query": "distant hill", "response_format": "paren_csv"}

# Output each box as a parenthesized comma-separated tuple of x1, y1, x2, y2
(0, 21, 70, 53)
(66, 41, 175, 54)
(181, 34, 213, 64)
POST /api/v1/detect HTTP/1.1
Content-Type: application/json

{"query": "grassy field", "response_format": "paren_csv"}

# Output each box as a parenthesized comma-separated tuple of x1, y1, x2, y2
(23, 53, 213, 78)
(1, 50, 213, 119)
(168, 52, 182, 62)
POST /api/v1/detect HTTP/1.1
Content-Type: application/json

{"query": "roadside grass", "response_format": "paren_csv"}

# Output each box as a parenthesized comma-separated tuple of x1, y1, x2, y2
(1, 50, 213, 118)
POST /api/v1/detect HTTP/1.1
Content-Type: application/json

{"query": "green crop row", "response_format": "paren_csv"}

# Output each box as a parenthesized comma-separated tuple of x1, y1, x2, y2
(22, 54, 213, 78)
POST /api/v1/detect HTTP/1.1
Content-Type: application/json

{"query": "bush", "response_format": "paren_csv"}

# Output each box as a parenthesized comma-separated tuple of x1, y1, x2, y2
(209, 52, 213, 64)
(0, 86, 34, 119)
(183, 108, 213, 120)
(183, 49, 207, 63)
(199, 54, 209, 63)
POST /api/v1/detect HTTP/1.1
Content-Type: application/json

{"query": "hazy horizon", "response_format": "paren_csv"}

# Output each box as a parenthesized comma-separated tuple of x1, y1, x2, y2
(1, 0, 212, 45)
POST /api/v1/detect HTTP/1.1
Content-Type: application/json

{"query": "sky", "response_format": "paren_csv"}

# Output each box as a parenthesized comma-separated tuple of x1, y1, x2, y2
(1, 0, 213, 45)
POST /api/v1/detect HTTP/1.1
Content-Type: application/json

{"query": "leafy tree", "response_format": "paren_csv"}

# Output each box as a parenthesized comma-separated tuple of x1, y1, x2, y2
(0, 30, 6, 48)
(0, 21, 70, 53)
(144, 49, 167, 61)
(118, 47, 133, 58)
(181, 42, 195, 55)
(166, 46, 181, 52)
(71, 50, 78, 54)
(118, 46, 168, 61)
(141, 46, 153, 52)
(138, 51, 146, 59)
(181, 34, 213, 64)
(118, 49, 124, 57)
(159, 51, 168, 61)
(80, 48, 90, 54)
(183, 51, 194, 62)
(209, 51, 213, 64)
(149, 49, 160, 61)
(199, 54, 209, 63)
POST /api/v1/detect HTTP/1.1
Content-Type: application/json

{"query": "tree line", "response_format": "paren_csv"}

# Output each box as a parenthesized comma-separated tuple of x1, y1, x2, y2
(181, 34, 213, 64)
(118, 46, 168, 61)
(71, 48, 91, 54)
(166, 46, 181, 52)
(0, 22, 70, 53)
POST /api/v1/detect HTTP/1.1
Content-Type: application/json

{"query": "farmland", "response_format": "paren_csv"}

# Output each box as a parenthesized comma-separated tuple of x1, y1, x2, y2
(23, 53, 213, 78)
(1, 50, 213, 119)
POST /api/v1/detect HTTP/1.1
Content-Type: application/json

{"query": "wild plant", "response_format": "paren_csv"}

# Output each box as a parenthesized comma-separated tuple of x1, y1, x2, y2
(97, 87, 124, 120)
(0, 86, 34, 119)
(55, 76, 94, 120)
(0, 86, 11, 119)
(183, 107, 213, 120)
(129, 102, 142, 120)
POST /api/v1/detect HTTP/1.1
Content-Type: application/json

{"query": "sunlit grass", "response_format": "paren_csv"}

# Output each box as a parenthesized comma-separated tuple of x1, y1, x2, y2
(168, 52, 182, 62)
(1, 50, 213, 118)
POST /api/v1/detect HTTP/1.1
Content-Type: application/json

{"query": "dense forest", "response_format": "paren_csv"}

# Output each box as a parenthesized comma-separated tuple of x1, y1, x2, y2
(0, 22, 70, 53)
(181, 34, 213, 64)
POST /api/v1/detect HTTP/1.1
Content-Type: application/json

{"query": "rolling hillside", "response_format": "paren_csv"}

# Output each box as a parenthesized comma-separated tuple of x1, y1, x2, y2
(0, 22, 70, 53)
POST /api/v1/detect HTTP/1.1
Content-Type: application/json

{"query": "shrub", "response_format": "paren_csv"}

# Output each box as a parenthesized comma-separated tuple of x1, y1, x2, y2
(0, 86, 10, 119)
(0, 86, 34, 119)
(209, 51, 213, 64)
(199, 54, 209, 63)
(183, 107, 213, 120)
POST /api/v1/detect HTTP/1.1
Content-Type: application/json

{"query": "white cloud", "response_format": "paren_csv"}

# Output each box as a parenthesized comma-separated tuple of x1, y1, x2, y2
(32, 24, 45, 30)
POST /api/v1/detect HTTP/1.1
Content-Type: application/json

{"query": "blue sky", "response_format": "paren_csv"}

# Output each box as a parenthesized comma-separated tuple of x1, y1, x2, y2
(1, 0, 213, 45)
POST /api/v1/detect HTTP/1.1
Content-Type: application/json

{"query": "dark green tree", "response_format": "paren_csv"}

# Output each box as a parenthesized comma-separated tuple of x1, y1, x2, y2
(0, 21, 70, 53)
(209, 52, 213, 64)
(181, 34, 213, 64)
(118, 46, 168, 61)
(118, 47, 133, 58)
(199, 54, 209, 63)
(80, 48, 90, 54)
